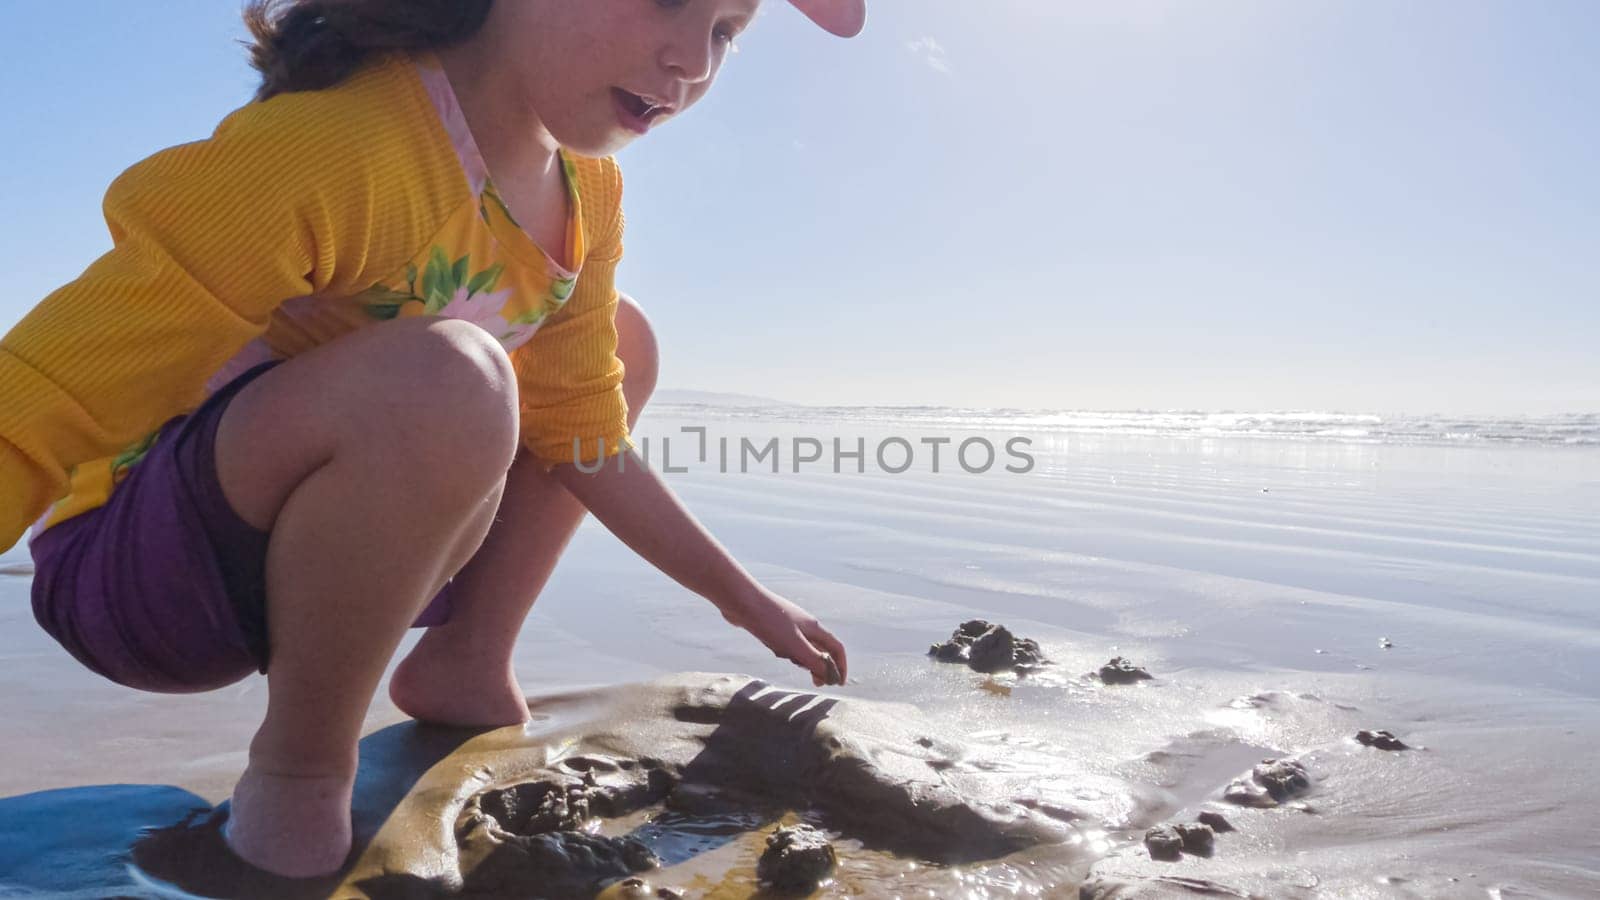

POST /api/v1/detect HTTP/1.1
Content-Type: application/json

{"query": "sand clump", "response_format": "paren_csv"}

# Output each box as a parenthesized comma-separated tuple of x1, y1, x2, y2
(455, 758, 672, 896)
(1356, 729, 1410, 751)
(928, 620, 1048, 675)
(1223, 757, 1311, 808)
(1142, 819, 1217, 862)
(1173, 822, 1215, 856)
(926, 624, 1161, 689)
(757, 823, 837, 892)
(1096, 657, 1154, 685)
(1141, 824, 1183, 861)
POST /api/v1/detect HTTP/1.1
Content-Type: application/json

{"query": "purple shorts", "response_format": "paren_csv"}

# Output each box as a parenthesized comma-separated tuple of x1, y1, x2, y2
(28, 360, 455, 694)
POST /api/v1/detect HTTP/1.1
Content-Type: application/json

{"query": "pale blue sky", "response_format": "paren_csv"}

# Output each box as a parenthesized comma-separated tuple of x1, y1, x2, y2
(1, 1, 1595, 414)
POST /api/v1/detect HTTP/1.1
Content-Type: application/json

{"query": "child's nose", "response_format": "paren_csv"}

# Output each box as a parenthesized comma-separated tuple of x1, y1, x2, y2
(658, 32, 717, 85)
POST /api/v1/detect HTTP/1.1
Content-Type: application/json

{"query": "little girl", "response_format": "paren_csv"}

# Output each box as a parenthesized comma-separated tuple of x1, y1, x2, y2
(0, 0, 863, 878)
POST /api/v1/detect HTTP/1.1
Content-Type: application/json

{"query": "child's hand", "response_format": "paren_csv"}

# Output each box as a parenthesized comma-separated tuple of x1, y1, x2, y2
(718, 587, 850, 687)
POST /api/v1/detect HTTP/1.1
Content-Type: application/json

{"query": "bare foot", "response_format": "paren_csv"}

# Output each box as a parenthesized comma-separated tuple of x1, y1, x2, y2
(225, 766, 354, 878)
(389, 637, 531, 728)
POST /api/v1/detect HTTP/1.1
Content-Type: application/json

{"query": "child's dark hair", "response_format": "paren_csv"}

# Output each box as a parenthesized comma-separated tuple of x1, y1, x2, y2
(243, 0, 492, 102)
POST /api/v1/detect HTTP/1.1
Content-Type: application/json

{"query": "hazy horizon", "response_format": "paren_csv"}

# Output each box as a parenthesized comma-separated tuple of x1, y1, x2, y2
(651, 387, 1597, 418)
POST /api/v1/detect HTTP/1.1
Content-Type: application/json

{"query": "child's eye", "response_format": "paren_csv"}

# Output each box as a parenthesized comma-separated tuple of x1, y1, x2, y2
(653, 0, 741, 51)
(714, 17, 749, 49)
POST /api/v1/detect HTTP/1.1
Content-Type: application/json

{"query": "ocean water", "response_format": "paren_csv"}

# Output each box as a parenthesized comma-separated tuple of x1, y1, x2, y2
(1, 404, 1596, 897)
(596, 405, 1600, 896)
(653, 403, 1600, 447)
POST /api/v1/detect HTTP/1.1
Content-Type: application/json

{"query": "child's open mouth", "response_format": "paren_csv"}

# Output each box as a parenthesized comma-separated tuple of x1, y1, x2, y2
(612, 87, 672, 135)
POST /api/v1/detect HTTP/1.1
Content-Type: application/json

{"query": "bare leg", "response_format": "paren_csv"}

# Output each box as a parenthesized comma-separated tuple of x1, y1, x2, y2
(389, 294, 660, 726)
(212, 317, 521, 877)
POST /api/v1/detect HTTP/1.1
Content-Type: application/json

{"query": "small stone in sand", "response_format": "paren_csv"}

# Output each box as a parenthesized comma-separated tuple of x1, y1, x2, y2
(1356, 729, 1410, 751)
(1195, 811, 1234, 832)
(1173, 823, 1215, 856)
(757, 824, 838, 891)
(1142, 825, 1183, 861)
(1097, 657, 1153, 685)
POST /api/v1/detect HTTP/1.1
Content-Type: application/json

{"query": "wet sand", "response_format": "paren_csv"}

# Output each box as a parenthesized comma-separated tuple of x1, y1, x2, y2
(2, 408, 1597, 897)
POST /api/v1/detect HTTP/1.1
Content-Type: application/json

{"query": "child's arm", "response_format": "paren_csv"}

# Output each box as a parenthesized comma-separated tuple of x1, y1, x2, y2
(0, 60, 467, 553)
(552, 448, 850, 687)
(515, 160, 848, 686)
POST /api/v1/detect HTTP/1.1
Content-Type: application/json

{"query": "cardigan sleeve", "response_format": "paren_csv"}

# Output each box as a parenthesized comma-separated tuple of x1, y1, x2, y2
(0, 54, 465, 552)
(513, 157, 636, 473)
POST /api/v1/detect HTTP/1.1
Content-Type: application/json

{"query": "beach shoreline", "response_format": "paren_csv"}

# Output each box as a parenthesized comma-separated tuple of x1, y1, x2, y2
(2, 409, 1596, 896)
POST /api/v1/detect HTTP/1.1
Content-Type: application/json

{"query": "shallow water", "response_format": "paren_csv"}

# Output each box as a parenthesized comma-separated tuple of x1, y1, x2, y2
(1, 408, 1596, 897)
(575, 411, 1600, 897)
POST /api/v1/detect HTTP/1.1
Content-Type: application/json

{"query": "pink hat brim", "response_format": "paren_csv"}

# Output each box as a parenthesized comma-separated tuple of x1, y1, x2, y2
(789, 0, 867, 37)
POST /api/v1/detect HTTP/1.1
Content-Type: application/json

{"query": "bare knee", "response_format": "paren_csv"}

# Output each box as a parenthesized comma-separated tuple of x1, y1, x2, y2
(362, 318, 521, 476)
(218, 317, 521, 529)
(616, 292, 659, 425)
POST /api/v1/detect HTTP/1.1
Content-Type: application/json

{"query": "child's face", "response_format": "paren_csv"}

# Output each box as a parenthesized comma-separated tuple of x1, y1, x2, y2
(494, 0, 761, 157)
